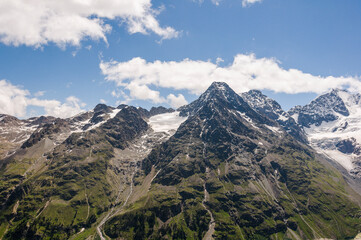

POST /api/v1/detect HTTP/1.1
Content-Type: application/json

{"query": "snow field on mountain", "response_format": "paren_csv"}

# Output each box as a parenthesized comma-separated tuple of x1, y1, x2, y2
(149, 112, 187, 134)
(300, 90, 361, 174)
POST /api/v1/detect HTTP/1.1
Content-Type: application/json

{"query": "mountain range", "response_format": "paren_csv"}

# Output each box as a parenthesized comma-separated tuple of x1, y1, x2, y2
(0, 82, 361, 240)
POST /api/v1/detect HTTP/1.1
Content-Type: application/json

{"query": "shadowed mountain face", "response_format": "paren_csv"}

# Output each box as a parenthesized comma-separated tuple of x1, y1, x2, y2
(0, 83, 360, 240)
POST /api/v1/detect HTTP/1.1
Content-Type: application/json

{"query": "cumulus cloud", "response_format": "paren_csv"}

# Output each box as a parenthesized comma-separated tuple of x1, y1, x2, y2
(0, 0, 178, 47)
(242, 0, 263, 7)
(0, 79, 85, 118)
(34, 91, 45, 97)
(167, 94, 188, 108)
(100, 54, 361, 105)
(0, 80, 29, 117)
(126, 82, 165, 103)
(28, 96, 85, 118)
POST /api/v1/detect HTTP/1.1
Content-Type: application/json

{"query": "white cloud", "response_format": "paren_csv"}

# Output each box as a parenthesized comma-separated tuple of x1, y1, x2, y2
(34, 91, 45, 97)
(126, 82, 165, 103)
(100, 99, 107, 104)
(0, 80, 29, 117)
(242, 0, 263, 7)
(197, 0, 261, 6)
(167, 94, 188, 108)
(0, 79, 85, 118)
(100, 54, 361, 104)
(211, 0, 221, 6)
(216, 57, 224, 65)
(28, 96, 85, 118)
(31, 96, 85, 118)
(0, 0, 178, 48)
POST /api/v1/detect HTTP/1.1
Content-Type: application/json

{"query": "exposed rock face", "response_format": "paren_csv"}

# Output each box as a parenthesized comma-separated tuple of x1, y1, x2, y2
(138, 106, 175, 118)
(336, 138, 359, 154)
(289, 89, 350, 127)
(21, 118, 68, 148)
(289, 89, 361, 176)
(0, 114, 56, 160)
(241, 90, 307, 143)
(149, 106, 175, 116)
(178, 82, 272, 124)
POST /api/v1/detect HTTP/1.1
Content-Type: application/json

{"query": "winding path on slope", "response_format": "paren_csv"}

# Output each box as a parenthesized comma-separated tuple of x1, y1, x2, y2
(202, 168, 215, 240)
(96, 168, 136, 240)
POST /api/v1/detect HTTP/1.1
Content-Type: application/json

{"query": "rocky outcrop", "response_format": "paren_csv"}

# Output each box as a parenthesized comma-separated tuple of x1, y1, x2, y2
(241, 90, 307, 143)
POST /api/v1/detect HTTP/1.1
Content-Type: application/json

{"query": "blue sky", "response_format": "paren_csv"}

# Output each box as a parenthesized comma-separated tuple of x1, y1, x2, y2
(0, 0, 360, 118)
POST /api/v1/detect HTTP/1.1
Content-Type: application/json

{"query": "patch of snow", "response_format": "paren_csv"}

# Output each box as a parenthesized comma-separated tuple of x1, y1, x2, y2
(318, 149, 354, 171)
(266, 125, 282, 134)
(237, 111, 252, 123)
(336, 90, 352, 106)
(86, 120, 106, 131)
(235, 111, 260, 130)
(149, 112, 187, 134)
(73, 108, 122, 133)
(109, 108, 121, 119)
(305, 110, 361, 144)
(278, 114, 288, 121)
(217, 85, 226, 91)
(290, 113, 299, 123)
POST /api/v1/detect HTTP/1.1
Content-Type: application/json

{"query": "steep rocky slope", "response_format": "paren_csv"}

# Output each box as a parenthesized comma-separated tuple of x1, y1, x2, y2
(241, 90, 307, 143)
(289, 89, 361, 177)
(0, 114, 55, 160)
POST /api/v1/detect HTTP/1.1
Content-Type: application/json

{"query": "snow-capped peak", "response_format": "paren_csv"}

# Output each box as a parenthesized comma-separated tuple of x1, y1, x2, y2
(290, 88, 361, 177)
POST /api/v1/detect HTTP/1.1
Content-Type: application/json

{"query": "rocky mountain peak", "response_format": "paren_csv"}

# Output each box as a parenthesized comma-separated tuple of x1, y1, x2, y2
(27, 115, 56, 126)
(149, 106, 175, 116)
(241, 90, 283, 118)
(330, 88, 344, 93)
(199, 81, 236, 102)
(178, 82, 266, 123)
(0, 114, 22, 126)
(93, 103, 113, 113)
(288, 89, 350, 127)
(116, 104, 128, 109)
(208, 81, 230, 90)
